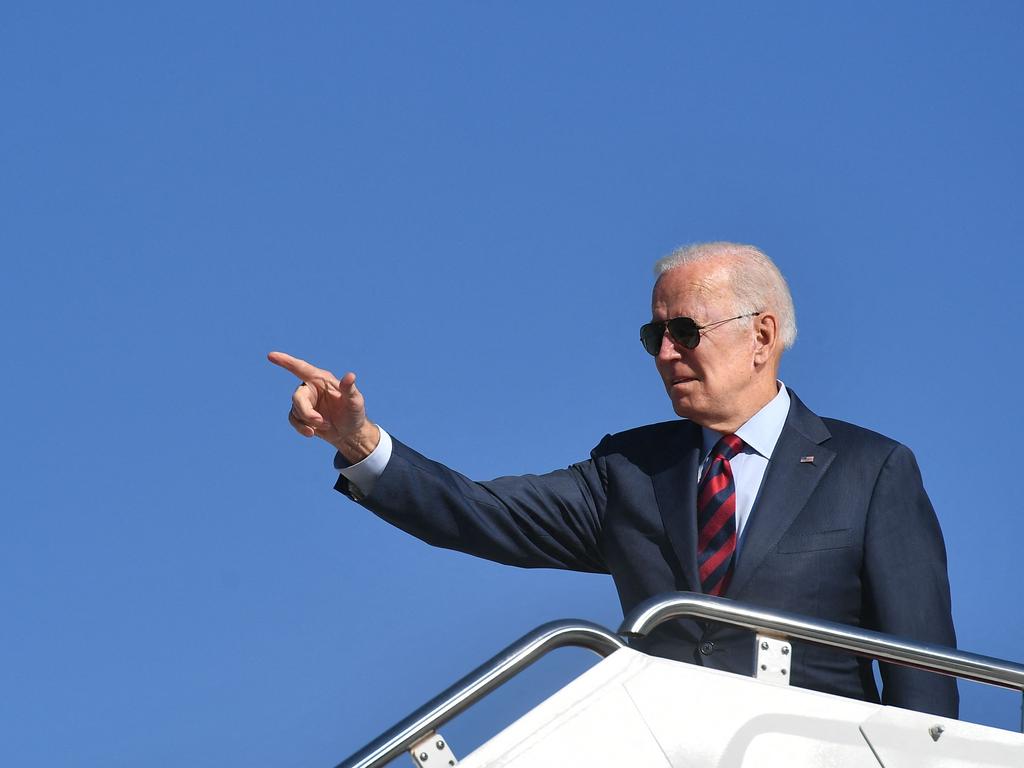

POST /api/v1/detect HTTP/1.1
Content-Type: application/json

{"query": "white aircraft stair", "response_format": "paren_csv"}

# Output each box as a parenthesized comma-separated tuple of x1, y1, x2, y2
(337, 593, 1024, 768)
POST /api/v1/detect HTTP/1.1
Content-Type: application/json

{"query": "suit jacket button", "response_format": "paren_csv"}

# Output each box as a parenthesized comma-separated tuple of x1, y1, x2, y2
(699, 641, 714, 656)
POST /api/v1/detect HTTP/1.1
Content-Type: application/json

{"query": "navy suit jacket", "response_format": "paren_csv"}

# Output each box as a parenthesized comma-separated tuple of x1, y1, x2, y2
(336, 390, 958, 716)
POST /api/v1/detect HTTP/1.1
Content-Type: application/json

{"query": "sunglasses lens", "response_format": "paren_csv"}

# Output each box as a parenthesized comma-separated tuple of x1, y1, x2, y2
(640, 323, 664, 355)
(667, 317, 700, 349)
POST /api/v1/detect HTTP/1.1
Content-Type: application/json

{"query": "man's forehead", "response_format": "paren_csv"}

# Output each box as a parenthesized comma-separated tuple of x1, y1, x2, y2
(652, 263, 732, 311)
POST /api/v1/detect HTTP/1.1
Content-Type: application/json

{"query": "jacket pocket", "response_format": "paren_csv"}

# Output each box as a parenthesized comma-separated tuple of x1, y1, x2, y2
(776, 528, 854, 553)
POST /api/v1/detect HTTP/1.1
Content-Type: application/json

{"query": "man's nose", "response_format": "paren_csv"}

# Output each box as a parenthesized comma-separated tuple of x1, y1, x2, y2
(656, 329, 683, 361)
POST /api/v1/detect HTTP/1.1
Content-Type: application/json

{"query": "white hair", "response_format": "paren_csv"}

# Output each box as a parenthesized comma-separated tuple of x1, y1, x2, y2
(654, 241, 798, 350)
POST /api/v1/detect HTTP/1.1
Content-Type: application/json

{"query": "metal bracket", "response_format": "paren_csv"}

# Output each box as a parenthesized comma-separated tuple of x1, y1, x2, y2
(754, 633, 791, 685)
(409, 731, 457, 767)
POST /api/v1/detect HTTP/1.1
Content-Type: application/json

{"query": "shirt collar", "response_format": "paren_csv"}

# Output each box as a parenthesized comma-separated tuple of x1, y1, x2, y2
(701, 382, 791, 460)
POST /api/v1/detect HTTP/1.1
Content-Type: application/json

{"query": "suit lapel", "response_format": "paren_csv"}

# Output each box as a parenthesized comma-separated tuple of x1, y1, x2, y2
(651, 419, 703, 591)
(727, 392, 835, 598)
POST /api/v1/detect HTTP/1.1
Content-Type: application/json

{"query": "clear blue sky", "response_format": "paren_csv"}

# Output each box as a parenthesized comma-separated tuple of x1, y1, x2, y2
(3, 2, 1023, 765)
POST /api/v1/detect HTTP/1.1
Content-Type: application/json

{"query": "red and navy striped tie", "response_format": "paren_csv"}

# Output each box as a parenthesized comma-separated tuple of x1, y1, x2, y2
(697, 434, 744, 596)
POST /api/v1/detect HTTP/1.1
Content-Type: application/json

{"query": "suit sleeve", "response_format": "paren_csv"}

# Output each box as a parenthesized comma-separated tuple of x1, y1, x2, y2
(335, 437, 610, 573)
(862, 443, 959, 717)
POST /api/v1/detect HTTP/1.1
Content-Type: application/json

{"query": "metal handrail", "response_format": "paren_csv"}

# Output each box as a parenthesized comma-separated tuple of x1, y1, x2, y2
(338, 594, 1024, 766)
(335, 619, 625, 768)
(620, 591, 1024, 691)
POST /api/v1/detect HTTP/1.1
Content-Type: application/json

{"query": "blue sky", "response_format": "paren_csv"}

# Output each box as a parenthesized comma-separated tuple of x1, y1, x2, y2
(2, 2, 1023, 765)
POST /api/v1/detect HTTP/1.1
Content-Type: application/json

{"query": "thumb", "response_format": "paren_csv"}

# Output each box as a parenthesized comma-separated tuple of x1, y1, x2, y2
(326, 371, 366, 412)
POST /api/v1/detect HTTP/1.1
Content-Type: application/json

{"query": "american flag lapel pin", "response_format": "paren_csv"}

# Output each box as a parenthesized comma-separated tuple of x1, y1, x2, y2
(800, 455, 815, 464)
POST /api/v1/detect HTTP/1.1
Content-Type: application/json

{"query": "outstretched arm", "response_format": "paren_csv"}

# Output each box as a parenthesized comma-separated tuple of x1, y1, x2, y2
(269, 350, 607, 572)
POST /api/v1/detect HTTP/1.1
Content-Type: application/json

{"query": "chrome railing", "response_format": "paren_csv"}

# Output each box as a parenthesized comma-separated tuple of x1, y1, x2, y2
(336, 593, 1024, 766)
(335, 620, 625, 768)
(620, 592, 1024, 691)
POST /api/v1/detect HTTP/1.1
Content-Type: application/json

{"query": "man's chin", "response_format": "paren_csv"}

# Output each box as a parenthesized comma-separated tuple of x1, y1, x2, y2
(668, 391, 716, 424)
(670, 398, 698, 421)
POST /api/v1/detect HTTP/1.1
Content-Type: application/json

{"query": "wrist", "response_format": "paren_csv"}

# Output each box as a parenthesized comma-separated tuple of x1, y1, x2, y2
(334, 423, 380, 464)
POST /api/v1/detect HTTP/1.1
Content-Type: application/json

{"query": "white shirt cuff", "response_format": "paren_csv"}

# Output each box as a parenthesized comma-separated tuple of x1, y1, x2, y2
(336, 426, 393, 498)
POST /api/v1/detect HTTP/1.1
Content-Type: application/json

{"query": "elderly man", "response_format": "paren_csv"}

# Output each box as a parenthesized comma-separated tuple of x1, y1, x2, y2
(269, 241, 958, 717)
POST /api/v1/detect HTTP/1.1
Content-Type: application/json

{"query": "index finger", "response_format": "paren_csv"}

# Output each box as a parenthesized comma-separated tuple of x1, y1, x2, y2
(267, 351, 328, 383)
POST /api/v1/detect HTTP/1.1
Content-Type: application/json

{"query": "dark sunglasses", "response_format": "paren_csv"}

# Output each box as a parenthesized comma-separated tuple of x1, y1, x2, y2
(640, 312, 761, 355)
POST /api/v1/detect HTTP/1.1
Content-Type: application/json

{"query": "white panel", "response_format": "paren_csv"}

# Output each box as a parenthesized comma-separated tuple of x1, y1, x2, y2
(860, 707, 1024, 768)
(462, 649, 883, 768)
(461, 648, 1024, 768)
(460, 649, 671, 768)
(471, 685, 673, 768)
(622, 660, 881, 768)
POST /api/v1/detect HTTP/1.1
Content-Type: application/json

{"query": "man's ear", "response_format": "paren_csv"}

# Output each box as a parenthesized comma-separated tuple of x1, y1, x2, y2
(752, 312, 778, 366)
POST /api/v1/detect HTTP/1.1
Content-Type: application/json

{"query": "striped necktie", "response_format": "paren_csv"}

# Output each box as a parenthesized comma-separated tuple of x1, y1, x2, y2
(697, 434, 744, 596)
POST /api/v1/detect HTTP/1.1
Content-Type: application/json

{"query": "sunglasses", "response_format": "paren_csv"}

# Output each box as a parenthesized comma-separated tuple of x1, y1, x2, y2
(640, 312, 761, 355)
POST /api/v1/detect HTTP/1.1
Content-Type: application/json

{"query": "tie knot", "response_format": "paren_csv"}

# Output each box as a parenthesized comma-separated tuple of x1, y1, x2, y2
(713, 434, 745, 461)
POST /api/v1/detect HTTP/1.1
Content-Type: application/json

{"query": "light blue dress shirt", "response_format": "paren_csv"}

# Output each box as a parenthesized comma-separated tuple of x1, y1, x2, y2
(698, 384, 790, 556)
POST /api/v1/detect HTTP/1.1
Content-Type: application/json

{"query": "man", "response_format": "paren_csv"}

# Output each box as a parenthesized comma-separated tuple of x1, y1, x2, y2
(269, 241, 958, 716)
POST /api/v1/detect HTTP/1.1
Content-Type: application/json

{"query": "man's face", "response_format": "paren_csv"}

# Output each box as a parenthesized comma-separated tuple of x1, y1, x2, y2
(651, 261, 761, 429)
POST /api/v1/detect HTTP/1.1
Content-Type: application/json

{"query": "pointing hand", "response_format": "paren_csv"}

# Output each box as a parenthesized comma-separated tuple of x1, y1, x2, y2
(267, 351, 380, 463)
